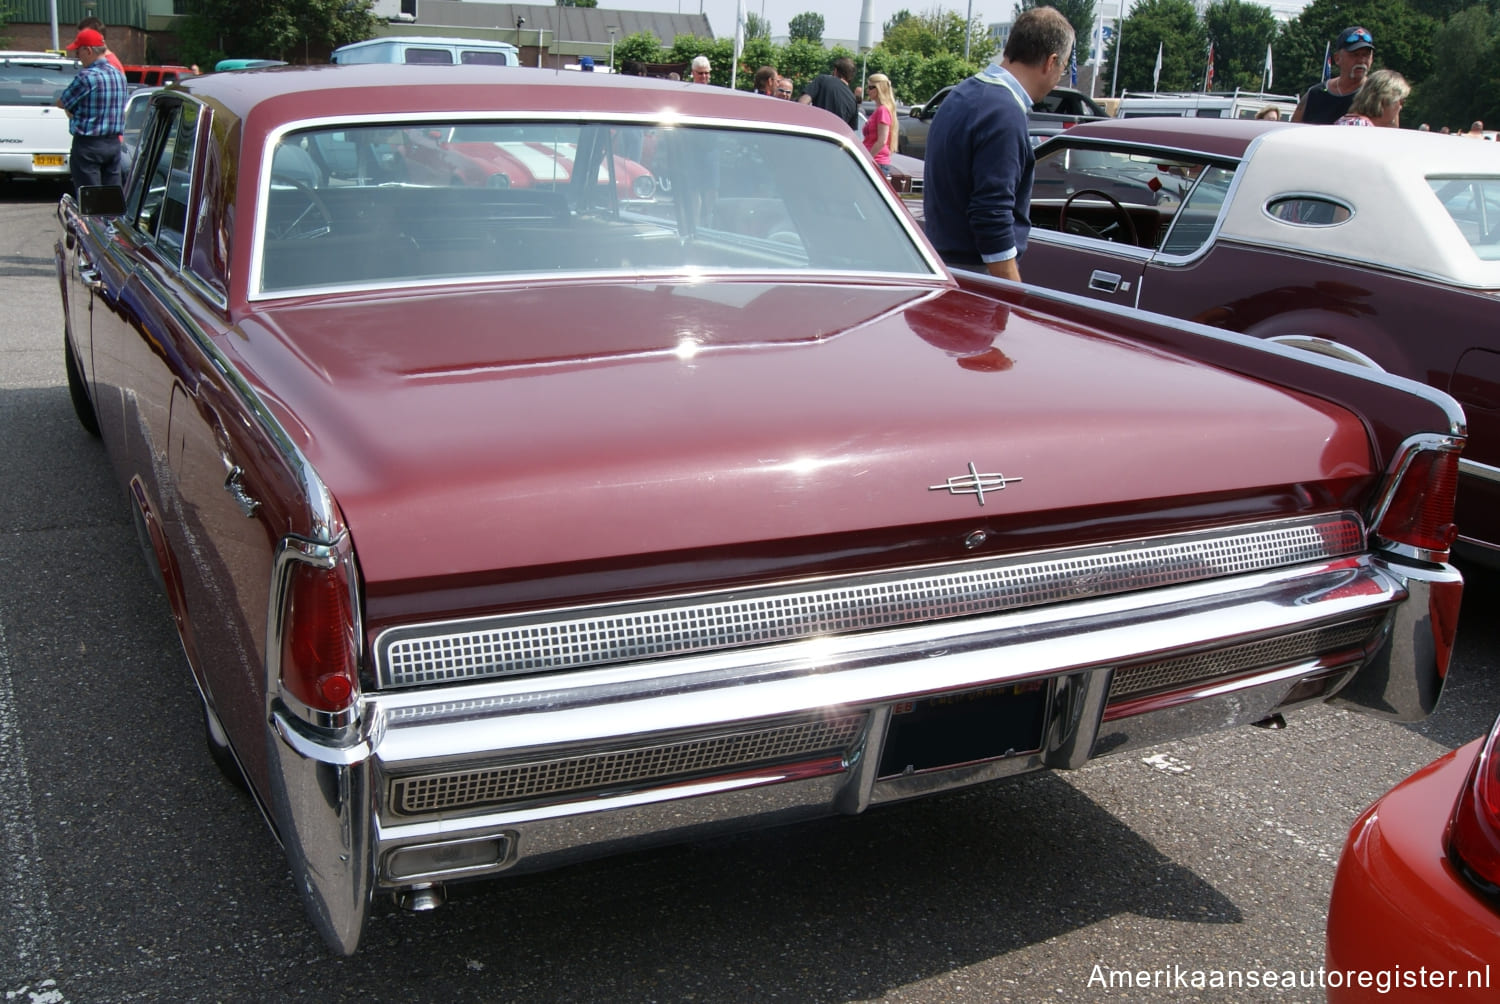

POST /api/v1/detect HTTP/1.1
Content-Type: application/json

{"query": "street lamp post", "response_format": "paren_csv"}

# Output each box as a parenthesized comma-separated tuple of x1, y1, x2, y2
(608, 26, 616, 72)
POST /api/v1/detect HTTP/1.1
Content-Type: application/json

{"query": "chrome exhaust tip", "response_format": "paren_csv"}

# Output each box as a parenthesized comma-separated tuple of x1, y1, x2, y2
(394, 883, 446, 912)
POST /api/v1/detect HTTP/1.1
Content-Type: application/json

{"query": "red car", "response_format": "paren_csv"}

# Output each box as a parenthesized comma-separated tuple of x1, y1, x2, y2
(1326, 715, 1500, 1000)
(58, 64, 1465, 955)
(399, 123, 658, 199)
(1025, 118, 1500, 562)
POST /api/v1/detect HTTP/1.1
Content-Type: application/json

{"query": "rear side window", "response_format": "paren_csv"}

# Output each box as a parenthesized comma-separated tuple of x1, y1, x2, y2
(404, 48, 454, 64)
(460, 51, 511, 65)
(1429, 177, 1500, 260)
(1265, 196, 1353, 227)
(0, 59, 80, 105)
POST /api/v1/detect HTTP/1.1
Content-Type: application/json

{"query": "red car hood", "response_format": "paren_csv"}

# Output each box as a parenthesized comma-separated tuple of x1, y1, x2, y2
(226, 281, 1371, 586)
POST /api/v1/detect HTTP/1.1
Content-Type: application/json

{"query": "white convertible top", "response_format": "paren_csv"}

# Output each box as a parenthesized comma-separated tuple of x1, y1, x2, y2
(1219, 125, 1500, 289)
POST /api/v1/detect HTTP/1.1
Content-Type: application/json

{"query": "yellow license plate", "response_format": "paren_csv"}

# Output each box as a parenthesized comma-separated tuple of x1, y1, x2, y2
(33, 154, 66, 167)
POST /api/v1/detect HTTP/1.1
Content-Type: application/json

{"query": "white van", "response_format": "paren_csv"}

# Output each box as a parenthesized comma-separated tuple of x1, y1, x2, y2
(0, 52, 81, 183)
(1116, 91, 1297, 121)
(332, 36, 520, 67)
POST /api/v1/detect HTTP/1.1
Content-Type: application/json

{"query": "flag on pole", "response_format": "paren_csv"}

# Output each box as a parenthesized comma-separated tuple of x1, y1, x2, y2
(1153, 41, 1163, 92)
(1264, 42, 1273, 90)
(1204, 42, 1214, 93)
(1070, 46, 1077, 87)
(1321, 40, 1331, 82)
(731, 0, 745, 88)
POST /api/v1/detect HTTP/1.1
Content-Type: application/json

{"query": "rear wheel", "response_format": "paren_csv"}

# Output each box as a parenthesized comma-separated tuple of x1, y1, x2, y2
(64, 337, 100, 437)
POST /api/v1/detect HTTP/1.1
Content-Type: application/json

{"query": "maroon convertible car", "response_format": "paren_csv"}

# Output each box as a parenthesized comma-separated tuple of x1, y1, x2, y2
(58, 65, 1465, 954)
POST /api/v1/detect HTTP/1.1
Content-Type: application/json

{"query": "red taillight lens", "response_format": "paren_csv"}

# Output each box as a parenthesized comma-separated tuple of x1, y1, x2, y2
(1449, 716, 1500, 892)
(1376, 447, 1460, 553)
(279, 558, 359, 714)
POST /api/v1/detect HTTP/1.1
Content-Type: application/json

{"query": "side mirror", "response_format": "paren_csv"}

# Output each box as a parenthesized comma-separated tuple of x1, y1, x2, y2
(78, 185, 126, 216)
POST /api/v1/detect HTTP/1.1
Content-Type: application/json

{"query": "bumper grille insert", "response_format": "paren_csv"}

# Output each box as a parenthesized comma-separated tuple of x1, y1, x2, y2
(1108, 616, 1387, 701)
(377, 515, 1365, 689)
(390, 712, 867, 816)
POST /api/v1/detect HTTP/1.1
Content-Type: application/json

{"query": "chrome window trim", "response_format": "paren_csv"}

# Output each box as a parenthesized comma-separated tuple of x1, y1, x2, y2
(248, 112, 946, 302)
(1031, 135, 1245, 268)
(374, 513, 1365, 690)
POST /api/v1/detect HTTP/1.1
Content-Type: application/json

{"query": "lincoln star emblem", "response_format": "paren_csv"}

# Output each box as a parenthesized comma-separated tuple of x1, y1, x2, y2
(929, 462, 1023, 507)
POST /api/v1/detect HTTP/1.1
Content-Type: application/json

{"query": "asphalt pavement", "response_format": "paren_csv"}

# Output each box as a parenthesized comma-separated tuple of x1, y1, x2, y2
(2, 176, 1497, 1003)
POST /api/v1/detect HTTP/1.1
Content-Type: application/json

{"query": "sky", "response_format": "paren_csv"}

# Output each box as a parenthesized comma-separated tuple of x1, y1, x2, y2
(628, 0, 1020, 47)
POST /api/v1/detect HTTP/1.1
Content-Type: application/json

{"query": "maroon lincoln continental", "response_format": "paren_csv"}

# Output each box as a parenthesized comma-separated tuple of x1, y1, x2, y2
(57, 65, 1465, 954)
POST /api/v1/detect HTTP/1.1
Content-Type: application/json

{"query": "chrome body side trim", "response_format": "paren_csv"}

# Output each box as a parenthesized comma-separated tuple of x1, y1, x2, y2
(269, 547, 1454, 954)
(1459, 458, 1500, 485)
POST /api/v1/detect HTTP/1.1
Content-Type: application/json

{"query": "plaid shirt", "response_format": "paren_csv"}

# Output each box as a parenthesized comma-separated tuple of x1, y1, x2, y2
(57, 58, 127, 138)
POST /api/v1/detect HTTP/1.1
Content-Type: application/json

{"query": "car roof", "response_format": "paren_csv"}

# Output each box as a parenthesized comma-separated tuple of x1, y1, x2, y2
(174, 63, 846, 139)
(1043, 117, 1278, 159)
(1225, 125, 1500, 288)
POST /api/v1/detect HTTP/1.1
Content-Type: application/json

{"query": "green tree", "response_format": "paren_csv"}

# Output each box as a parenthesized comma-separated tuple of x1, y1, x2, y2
(614, 32, 666, 67)
(744, 13, 772, 41)
(556, 0, 598, 7)
(1020, 0, 1098, 60)
(788, 12, 825, 44)
(1106, 0, 1208, 93)
(880, 9, 995, 62)
(1406, 6, 1500, 129)
(177, 0, 380, 65)
(883, 9, 916, 35)
(1203, 0, 1278, 91)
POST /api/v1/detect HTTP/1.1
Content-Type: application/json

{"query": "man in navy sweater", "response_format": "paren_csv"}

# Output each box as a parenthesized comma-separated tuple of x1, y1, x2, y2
(923, 7, 1073, 281)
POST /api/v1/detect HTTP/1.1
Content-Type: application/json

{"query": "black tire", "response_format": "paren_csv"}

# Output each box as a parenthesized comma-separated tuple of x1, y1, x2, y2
(64, 337, 101, 437)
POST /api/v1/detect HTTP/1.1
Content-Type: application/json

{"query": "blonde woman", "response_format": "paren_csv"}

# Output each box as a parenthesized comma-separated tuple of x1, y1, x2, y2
(863, 73, 900, 176)
(1335, 69, 1409, 127)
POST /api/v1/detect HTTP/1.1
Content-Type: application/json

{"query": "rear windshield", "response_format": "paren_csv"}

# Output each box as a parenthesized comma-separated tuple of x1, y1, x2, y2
(1428, 177, 1500, 261)
(258, 119, 935, 294)
(0, 59, 80, 106)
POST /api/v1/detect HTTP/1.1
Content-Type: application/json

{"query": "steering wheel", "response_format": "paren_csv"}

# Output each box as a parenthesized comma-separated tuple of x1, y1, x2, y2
(266, 175, 333, 241)
(1058, 188, 1140, 247)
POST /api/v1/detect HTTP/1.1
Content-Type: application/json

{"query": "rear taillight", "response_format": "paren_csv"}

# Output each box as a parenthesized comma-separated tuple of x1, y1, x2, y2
(278, 551, 360, 716)
(1375, 443, 1460, 555)
(1449, 714, 1500, 894)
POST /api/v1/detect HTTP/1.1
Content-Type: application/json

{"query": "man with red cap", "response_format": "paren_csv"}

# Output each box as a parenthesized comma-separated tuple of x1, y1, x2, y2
(1292, 27, 1375, 124)
(54, 27, 128, 192)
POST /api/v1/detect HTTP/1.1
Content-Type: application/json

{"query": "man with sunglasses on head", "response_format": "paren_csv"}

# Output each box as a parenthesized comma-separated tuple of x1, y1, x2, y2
(1293, 27, 1374, 124)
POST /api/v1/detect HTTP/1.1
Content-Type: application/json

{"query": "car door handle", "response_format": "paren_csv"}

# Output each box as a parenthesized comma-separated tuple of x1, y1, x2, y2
(1087, 270, 1122, 294)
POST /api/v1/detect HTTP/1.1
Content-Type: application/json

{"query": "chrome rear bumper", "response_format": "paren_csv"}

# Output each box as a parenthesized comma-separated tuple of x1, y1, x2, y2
(268, 549, 1459, 954)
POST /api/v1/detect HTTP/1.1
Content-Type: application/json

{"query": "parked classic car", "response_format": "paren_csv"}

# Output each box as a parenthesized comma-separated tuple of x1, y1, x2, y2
(57, 64, 1466, 955)
(1023, 117, 1500, 561)
(1326, 712, 1500, 999)
(900, 85, 1105, 157)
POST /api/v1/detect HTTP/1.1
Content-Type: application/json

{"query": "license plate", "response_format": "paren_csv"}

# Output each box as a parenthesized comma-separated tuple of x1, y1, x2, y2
(33, 154, 66, 167)
(878, 682, 1049, 778)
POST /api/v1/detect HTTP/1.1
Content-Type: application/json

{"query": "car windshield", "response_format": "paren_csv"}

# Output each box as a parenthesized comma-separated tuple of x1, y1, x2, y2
(0, 58, 80, 105)
(257, 119, 935, 294)
(1428, 177, 1500, 261)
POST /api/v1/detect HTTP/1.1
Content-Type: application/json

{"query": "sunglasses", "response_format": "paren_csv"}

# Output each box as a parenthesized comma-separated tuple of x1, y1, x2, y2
(1343, 30, 1372, 44)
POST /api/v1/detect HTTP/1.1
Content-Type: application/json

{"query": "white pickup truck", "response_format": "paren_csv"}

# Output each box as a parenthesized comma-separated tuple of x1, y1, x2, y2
(0, 52, 81, 184)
